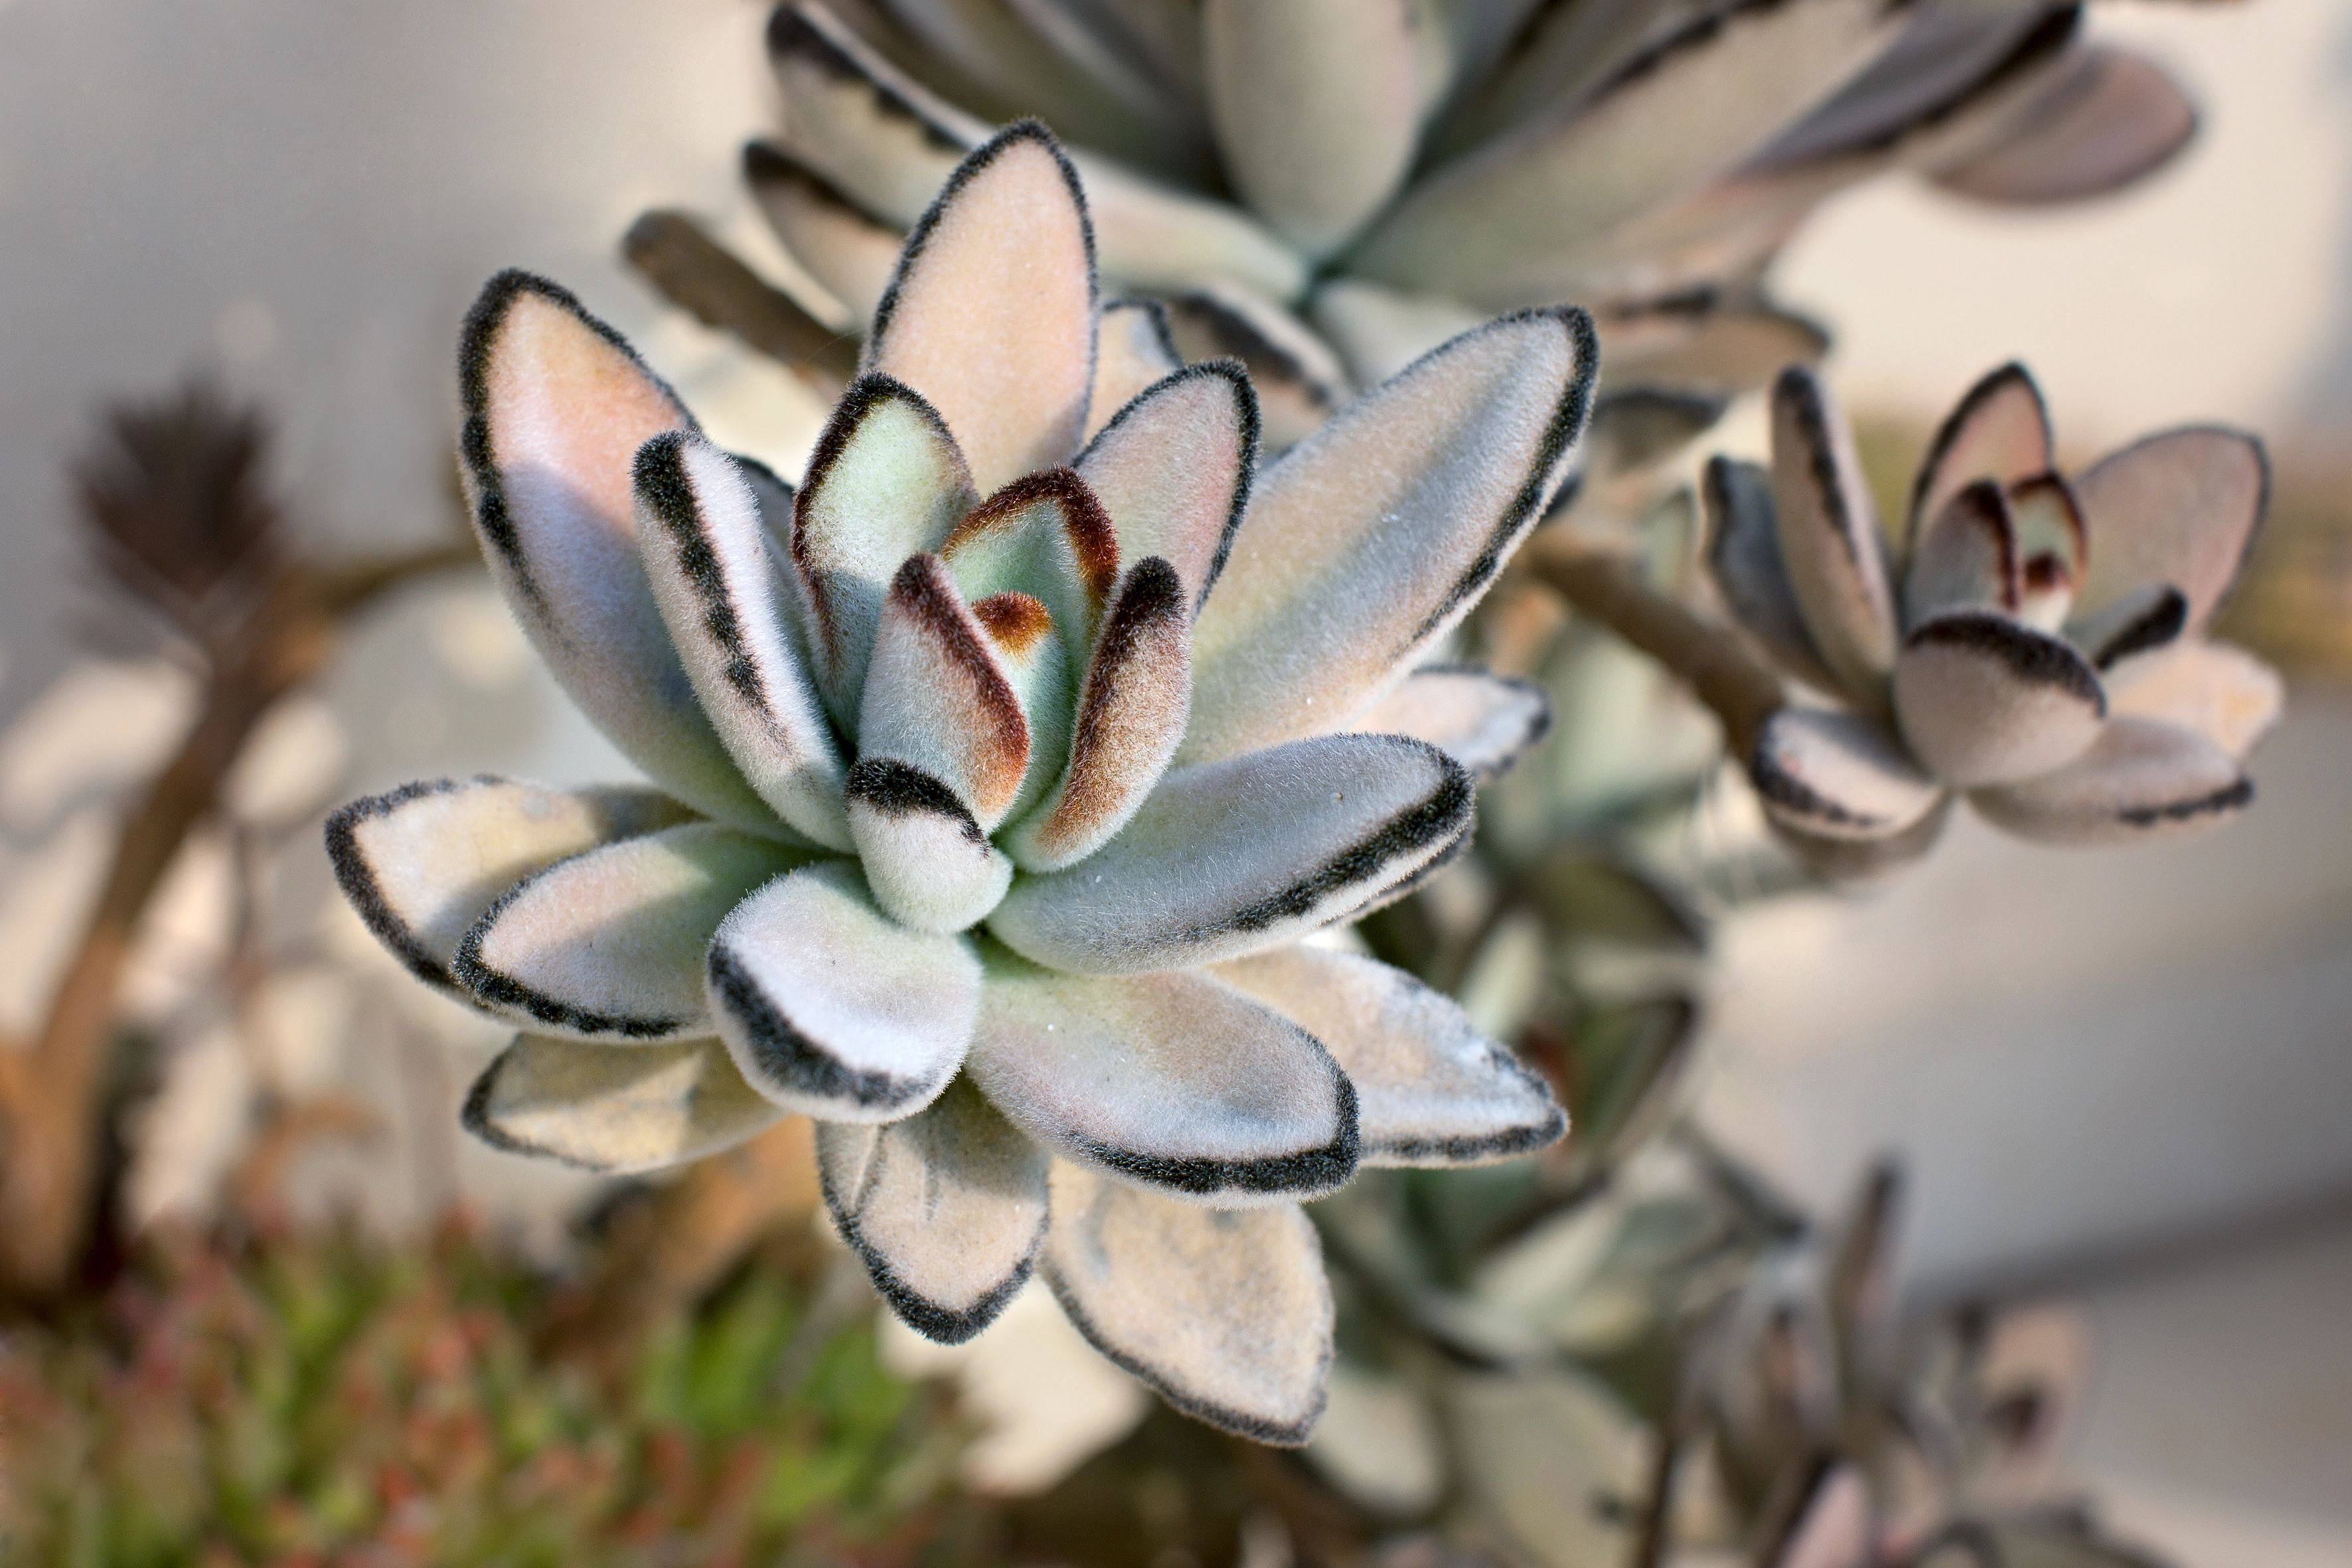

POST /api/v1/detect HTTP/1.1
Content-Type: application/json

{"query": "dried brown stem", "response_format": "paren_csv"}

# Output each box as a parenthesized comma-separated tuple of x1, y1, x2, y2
(1628, 1418, 1683, 1568)
(1522, 540, 1786, 760)
(551, 1116, 821, 1363)
(228, 1094, 382, 1219)
(0, 543, 473, 1300)
(623, 210, 859, 396)
(313, 538, 486, 618)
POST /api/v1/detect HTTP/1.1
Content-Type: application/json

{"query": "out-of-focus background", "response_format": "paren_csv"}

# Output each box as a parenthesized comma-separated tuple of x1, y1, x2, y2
(0, 1, 2346, 1562)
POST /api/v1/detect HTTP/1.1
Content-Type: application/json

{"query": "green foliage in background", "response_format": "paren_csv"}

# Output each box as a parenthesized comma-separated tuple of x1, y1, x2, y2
(0, 1222, 970, 1568)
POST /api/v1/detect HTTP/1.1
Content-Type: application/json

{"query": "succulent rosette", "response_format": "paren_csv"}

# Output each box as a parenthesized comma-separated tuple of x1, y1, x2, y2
(1709, 363, 2280, 862)
(326, 124, 1590, 1443)
(1687, 1169, 2155, 1568)
(738, 0, 2193, 436)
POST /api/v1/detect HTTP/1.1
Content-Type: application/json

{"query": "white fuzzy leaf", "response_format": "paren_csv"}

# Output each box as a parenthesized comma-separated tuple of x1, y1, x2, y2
(988, 733, 1473, 975)
(744, 141, 905, 325)
(1351, 668, 1551, 782)
(1003, 558, 1191, 872)
(1203, 0, 1422, 255)
(635, 433, 852, 848)
(1159, 283, 1348, 453)
(455, 823, 817, 1043)
(1769, 365, 1897, 705)
(967, 956, 1358, 1206)
(866, 122, 1097, 493)
(1971, 715, 2251, 845)
(1892, 611, 2106, 789)
(1905, 479, 2021, 629)
(1186, 308, 1595, 763)
(1350, 0, 1895, 307)
(792, 374, 977, 722)
(2104, 639, 2282, 761)
(1043, 1161, 1334, 1444)
(1085, 299, 1185, 442)
(860, 553, 1034, 830)
(1907, 362, 2052, 547)
(1750, 707, 1945, 842)
(765, 3, 982, 226)
(1932, 46, 2197, 207)
(325, 777, 691, 994)
(1214, 945, 1565, 1167)
(1704, 455, 1838, 694)
(462, 1034, 781, 1176)
(707, 860, 981, 1121)
(457, 273, 771, 828)
(2071, 426, 2267, 637)
(818, 1077, 1048, 1342)
(1076, 361, 1257, 615)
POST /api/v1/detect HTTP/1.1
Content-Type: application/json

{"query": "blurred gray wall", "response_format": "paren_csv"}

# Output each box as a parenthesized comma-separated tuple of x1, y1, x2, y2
(0, 0, 772, 724)
(2305, 11, 2352, 426)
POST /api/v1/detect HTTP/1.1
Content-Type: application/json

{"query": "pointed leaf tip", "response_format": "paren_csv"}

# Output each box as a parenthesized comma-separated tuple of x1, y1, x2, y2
(819, 1081, 1047, 1343)
(1186, 306, 1597, 762)
(633, 430, 852, 848)
(455, 272, 772, 826)
(866, 120, 1098, 492)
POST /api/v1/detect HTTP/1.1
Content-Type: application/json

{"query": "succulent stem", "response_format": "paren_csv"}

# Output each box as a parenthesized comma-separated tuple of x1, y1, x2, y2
(622, 210, 860, 395)
(548, 1116, 820, 1362)
(1523, 541, 1785, 759)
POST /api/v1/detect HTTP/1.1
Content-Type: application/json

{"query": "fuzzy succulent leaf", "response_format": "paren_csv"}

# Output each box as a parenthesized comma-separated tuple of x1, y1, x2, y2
(1085, 297, 1187, 438)
(325, 777, 694, 994)
(635, 431, 854, 847)
(458, 274, 777, 829)
(1003, 555, 1193, 871)
(1907, 362, 2053, 548)
(1346, 0, 1898, 307)
(1042, 1160, 1334, 1445)
(1159, 283, 1350, 450)
(2104, 639, 2282, 760)
(1213, 945, 1565, 1167)
(1751, 707, 1945, 842)
(1352, 667, 1553, 783)
(1906, 481, 2023, 627)
(858, 552, 1036, 835)
(1202, 0, 1422, 256)
(1185, 307, 1597, 762)
(817, 1077, 1048, 1343)
(463, 1034, 782, 1175)
(865, 120, 1099, 492)
(1705, 455, 1841, 694)
(2069, 426, 2267, 636)
(1075, 360, 1257, 615)
(1768, 364, 1898, 706)
(708, 861, 982, 1122)
(988, 733, 1474, 975)
(1305, 277, 1485, 389)
(766, 2, 983, 226)
(454, 823, 817, 1042)
(965, 955, 1360, 1206)
(745, 139, 905, 323)
(793, 374, 979, 718)
(1970, 715, 2251, 845)
(1893, 611, 2107, 789)
(1930, 44, 2198, 207)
